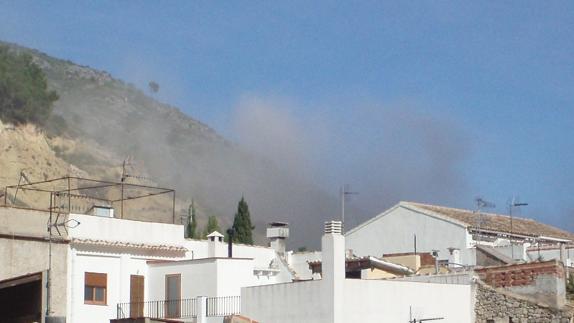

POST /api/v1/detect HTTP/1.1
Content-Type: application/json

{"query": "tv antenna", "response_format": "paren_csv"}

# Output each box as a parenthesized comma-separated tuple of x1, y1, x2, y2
(340, 184, 358, 231)
(409, 306, 445, 322)
(46, 192, 80, 318)
(508, 196, 528, 259)
(13, 169, 32, 203)
(474, 197, 495, 242)
(119, 156, 153, 218)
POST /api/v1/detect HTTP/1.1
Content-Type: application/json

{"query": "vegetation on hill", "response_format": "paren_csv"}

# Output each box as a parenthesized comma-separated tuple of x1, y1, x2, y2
(0, 40, 342, 247)
(204, 215, 221, 237)
(0, 45, 58, 126)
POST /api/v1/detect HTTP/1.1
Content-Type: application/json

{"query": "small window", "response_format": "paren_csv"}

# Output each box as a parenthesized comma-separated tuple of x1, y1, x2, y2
(84, 272, 107, 305)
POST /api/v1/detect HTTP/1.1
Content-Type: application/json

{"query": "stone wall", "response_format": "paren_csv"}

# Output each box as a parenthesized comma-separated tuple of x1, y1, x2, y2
(475, 283, 573, 323)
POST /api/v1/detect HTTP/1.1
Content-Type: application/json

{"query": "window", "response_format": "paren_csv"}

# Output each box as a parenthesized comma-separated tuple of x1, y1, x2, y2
(84, 272, 107, 305)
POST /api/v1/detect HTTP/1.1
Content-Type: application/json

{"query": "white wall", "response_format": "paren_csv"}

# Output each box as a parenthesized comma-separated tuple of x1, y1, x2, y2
(343, 280, 473, 322)
(147, 256, 290, 302)
(242, 280, 326, 323)
(527, 246, 574, 267)
(286, 251, 322, 280)
(70, 253, 122, 323)
(241, 279, 473, 323)
(148, 258, 254, 300)
(69, 213, 184, 245)
(69, 246, 178, 323)
(346, 205, 474, 265)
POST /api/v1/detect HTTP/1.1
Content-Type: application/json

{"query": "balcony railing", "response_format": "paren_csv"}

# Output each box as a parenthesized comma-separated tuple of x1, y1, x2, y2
(206, 296, 241, 317)
(117, 298, 197, 319)
(116, 296, 241, 319)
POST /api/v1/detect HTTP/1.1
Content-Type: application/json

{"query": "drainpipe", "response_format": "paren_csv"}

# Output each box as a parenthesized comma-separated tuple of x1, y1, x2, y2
(226, 228, 235, 258)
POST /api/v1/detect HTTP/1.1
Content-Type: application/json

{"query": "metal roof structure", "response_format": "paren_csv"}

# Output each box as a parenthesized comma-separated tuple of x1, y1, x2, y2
(2, 175, 176, 223)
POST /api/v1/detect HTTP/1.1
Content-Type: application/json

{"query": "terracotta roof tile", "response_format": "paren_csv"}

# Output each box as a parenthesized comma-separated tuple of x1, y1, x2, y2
(406, 202, 574, 241)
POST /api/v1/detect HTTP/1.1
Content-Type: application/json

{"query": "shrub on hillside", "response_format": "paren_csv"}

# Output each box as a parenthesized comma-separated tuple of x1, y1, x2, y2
(0, 45, 59, 126)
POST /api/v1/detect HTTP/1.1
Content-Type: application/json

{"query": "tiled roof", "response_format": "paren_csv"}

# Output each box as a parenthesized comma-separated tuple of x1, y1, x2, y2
(72, 238, 187, 251)
(405, 202, 574, 241)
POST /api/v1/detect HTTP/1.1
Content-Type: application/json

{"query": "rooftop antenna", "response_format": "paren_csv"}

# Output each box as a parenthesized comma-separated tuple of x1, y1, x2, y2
(340, 184, 358, 232)
(409, 306, 445, 322)
(508, 196, 528, 259)
(46, 192, 80, 319)
(119, 157, 153, 219)
(474, 197, 495, 244)
(13, 169, 32, 204)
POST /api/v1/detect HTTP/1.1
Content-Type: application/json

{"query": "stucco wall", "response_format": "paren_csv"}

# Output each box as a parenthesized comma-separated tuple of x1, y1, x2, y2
(242, 280, 326, 323)
(0, 207, 68, 320)
(241, 278, 473, 323)
(286, 251, 322, 280)
(148, 256, 288, 302)
(68, 213, 184, 245)
(346, 205, 474, 265)
(343, 279, 473, 322)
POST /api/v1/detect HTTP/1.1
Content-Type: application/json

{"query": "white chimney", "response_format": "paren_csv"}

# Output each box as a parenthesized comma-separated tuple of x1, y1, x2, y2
(321, 221, 344, 323)
(207, 231, 225, 258)
(448, 247, 461, 269)
(267, 222, 289, 257)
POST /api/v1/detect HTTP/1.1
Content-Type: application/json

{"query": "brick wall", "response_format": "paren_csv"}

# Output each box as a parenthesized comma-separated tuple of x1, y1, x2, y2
(475, 260, 567, 308)
(476, 260, 565, 288)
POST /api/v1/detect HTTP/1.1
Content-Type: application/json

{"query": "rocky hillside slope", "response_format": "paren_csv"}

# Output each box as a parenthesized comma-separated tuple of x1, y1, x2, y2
(0, 41, 339, 247)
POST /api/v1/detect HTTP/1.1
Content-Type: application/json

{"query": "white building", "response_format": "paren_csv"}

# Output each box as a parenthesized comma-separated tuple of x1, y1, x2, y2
(241, 221, 474, 323)
(346, 201, 574, 268)
(0, 205, 297, 323)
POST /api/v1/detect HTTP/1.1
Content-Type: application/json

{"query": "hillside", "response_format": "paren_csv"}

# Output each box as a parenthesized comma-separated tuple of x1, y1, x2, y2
(0, 41, 340, 248)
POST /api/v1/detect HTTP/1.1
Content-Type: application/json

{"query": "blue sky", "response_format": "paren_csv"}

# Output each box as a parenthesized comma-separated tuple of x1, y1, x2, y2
(1, 1, 573, 230)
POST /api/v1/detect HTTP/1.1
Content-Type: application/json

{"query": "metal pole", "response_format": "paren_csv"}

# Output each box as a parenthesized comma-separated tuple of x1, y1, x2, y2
(121, 160, 125, 219)
(510, 203, 514, 259)
(67, 177, 71, 214)
(46, 192, 53, 317)
(341, 186, 345, 225)
(172, 191, 176, 224)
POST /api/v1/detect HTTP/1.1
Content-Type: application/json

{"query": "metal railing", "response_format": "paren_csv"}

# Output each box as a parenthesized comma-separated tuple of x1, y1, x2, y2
(206, 296, 241, 317)
(117, 298, 197, 319)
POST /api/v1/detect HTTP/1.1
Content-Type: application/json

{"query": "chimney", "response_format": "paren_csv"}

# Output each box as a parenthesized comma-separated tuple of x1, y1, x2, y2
(432, 250, 440, 274)
(267, 222, 289, 257)
(448, 247, 461, 268)
(206, 231, 225, 258)
(321, 220, 344, 323)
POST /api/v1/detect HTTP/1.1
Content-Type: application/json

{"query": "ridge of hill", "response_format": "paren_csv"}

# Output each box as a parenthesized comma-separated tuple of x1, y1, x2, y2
(0, 41, 340, 248)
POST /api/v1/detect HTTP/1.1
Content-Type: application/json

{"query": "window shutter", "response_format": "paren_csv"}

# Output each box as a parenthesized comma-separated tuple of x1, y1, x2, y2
(85, 272, 107, 287)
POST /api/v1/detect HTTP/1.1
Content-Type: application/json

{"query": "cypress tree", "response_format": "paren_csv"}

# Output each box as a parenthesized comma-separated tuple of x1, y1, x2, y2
(185, 200, 197, 239)
(232, 196, 255, 245)
(203, 215, 221, 237)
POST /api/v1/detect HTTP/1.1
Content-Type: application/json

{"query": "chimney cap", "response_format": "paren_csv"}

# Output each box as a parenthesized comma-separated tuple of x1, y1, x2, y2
(324, 221, 343, 234)
(268, 222, 289, 228)
(207, 231, 224, 238)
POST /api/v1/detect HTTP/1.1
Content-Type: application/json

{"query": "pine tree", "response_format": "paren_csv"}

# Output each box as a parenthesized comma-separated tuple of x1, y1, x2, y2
(232, 197, 255, 245)
(567, 274, 574, 298)
(203, 215, 221, 237)
(185, 200, 197, 239)
(0, 45, 59, 126)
